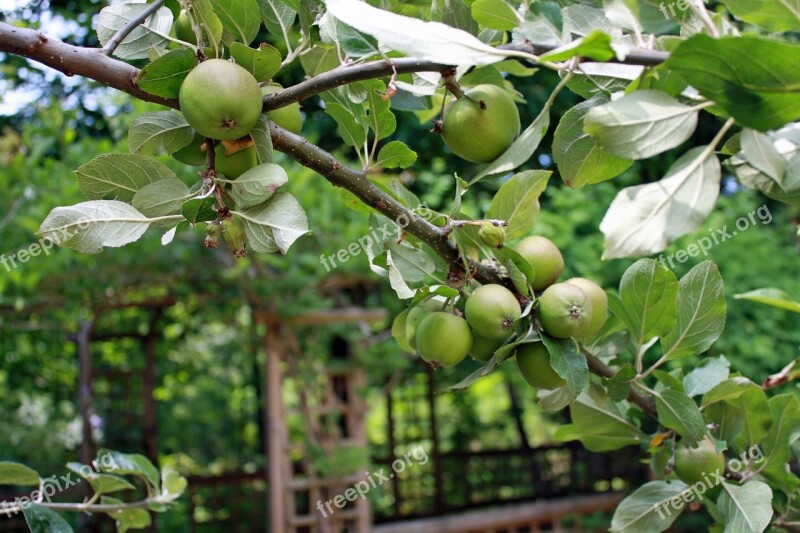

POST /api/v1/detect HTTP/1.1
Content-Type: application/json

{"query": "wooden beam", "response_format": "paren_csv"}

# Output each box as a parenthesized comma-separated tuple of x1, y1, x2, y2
(373, 493, 625, 533)
(257, 307, 389, 327)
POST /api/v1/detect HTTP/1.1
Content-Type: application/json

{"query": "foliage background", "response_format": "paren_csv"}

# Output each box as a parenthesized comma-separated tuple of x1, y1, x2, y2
(1, 1, 799, 529)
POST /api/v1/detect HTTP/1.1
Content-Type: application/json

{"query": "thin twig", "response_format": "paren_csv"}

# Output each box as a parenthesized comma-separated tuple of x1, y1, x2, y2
(102, 0, 166, 56)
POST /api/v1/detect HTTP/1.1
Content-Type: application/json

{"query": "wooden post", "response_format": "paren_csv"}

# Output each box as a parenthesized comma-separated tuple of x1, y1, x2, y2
(76, 320, 94, 466)
(141, 330, 158, 466)
(425, 365, 445, 515)
(264, 319, 286, 533)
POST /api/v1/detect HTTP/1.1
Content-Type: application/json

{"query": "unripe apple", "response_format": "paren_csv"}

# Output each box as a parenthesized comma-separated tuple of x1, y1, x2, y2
(465, 284, 521, 340)
(538, 283, 593, 339)
(214, 144, 257, 179)
(174, 9, 196, 45)
(515, 342, 566, 390)
(179, 59, 262, 141)
(416, 312, 473, 368)
(261, 84, 303, 134)
(565, 277, 608, 338)
(516, 236, 564, 291)
(442, 84, 520, 163)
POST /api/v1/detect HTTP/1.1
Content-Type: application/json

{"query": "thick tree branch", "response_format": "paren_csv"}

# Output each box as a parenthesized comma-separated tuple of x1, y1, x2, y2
(263, 57, 451, 111)
(101, 0, 166, 56)
(0, 22, 503, 285)
(582, 347, 658, 417)
(0, 22, 178, 108)
(269, 122, 504, 286)
(264, 43, 670, 111)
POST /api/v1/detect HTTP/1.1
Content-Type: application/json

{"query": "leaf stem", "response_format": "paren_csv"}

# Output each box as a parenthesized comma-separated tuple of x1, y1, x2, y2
(688, 0, 721, 38)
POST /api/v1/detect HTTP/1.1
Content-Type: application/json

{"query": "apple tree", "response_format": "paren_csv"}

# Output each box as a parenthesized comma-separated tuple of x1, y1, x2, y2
(1, 0, 799, 531)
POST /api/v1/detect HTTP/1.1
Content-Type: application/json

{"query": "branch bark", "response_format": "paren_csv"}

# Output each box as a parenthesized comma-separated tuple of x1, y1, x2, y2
(582, 347, 658, 417)
(270, 122, 504, 285)
(0, 18, 677, 411)
(0, 22, 177, 108)
(263, 43, 669, 111)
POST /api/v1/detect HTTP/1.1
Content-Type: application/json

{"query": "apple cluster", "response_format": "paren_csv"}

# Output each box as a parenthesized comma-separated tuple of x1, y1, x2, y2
(168, 11, 305, 257)
(402, 236, 609, 392)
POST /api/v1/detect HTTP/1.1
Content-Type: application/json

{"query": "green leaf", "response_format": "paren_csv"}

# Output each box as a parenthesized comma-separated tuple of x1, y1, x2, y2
(600, 146, 720, 259)
(98, 450, 160, 492)
(604, 363, 636, 402)
(299, 45, 339, 76)
(191, 0, 224, 50)
(235, 192, 310, 254)
(101, 497, 152, 533)
(758, 395, 800, 491)
(717, 481, 773, 533)
(431, 0, 479, 34)
(494, 246, 535, 296)
(97, 3, 173, 60)
(653, 388, 706, 446)
(540, 30, 616, 62)
(613, 259, 679, 348)
(485, 170, 550, 240)
(652, 370, 685, 393)
(251, 115, 274, 164)
(181, 197, 217, 224)
(583, 90, 700, 160)
(128, 111, 193, 156)
(67, 464, 137, 495)
(161, 468, 188, 500)
(610, 480, 689, 533)
(326, 0, 516, 66)
(259, 0, 296, 47)
(660, 261, 726, 361)
(375, 141, 417, 170)
(741, 129, 787, 184)
(553, 95, 633, 189)
(683, 356, 730, 397)
(137, 48, 198, 99)
(470, 0, 520, 31)
(212, 0, 261, 45)
(666, 35, 800, 132)
(365, 80, 396, 141)
(386, 242, 436, 283)
(0, 462, 40, 486)
(325, 102, 368, 148)
(131, 178, 190, 224)
(702, 377, 772, 450)
(74, 154, 177, 203)
(23, 504, 73, 533)
(471, 102, 550, 183)
(386, 249, 416, 299)
(319, 15, 381, 58)
(229, 42, 282, 82)
(554, 384, 645, 452)
(38, 201, 151, 254)
(734, 289, 800, 314)
(718, 0, 800, 32)
(229, 163, 288, 209)
(541, 335, 588, 397)
(391, 308, 412, 352)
